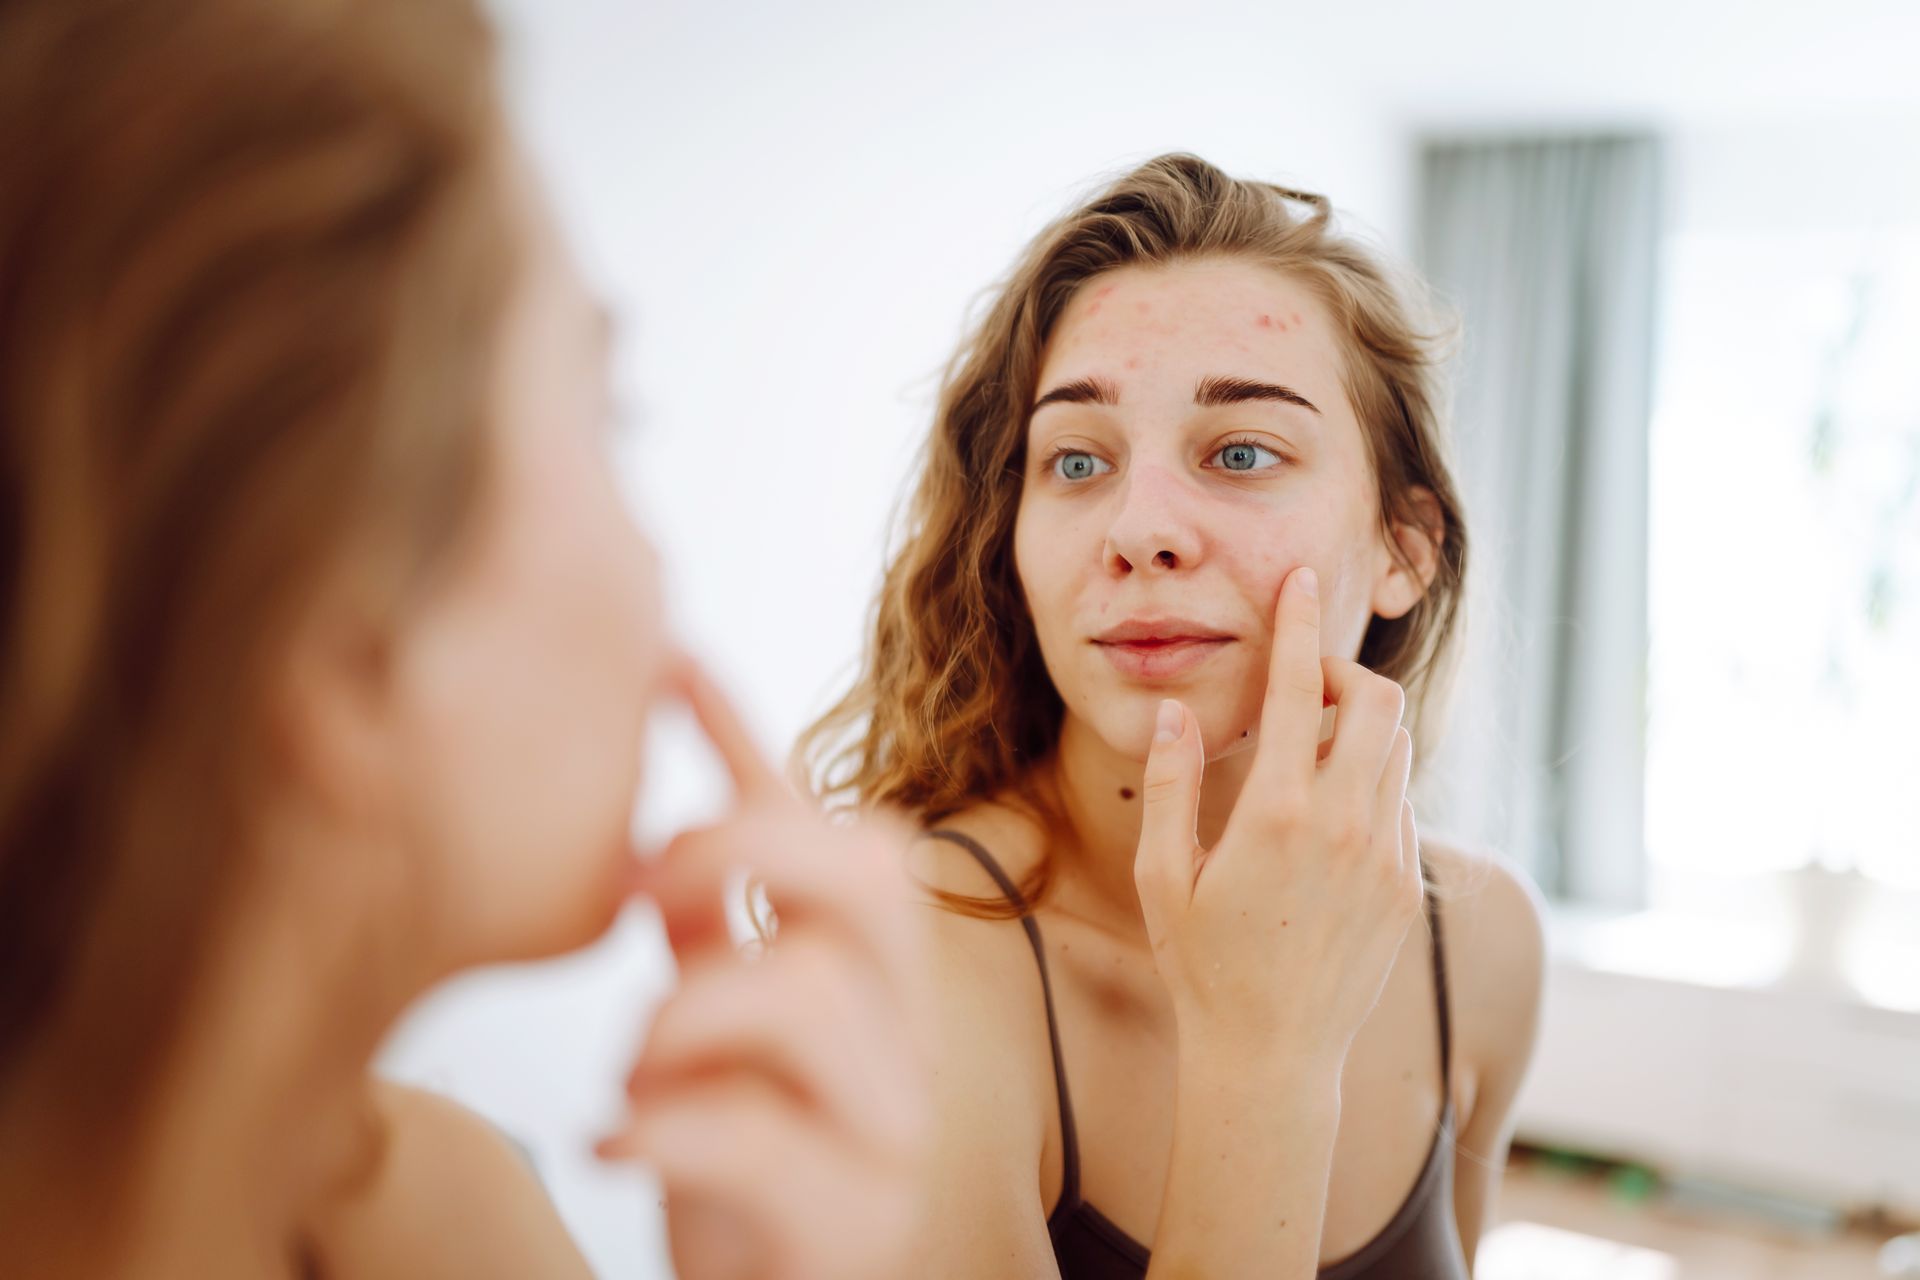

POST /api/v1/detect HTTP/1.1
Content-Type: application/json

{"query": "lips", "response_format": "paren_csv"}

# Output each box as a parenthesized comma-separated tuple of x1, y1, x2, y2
(1092, 618, 1233, 646)
(1091, 618, 1235, 681)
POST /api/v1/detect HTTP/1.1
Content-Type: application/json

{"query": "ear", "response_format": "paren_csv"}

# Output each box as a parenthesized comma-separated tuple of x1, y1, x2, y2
(1370, 485, 1445, 622)
(264, 578, 402, 829)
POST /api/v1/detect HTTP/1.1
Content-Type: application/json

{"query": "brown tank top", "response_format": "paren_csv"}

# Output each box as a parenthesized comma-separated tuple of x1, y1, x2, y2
(924, 829, 1469, 1280)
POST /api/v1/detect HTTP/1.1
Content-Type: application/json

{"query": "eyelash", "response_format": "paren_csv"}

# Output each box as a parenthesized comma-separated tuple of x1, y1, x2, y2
(1209, 435, 1289, 472)
(1039, 436, 1291, 481)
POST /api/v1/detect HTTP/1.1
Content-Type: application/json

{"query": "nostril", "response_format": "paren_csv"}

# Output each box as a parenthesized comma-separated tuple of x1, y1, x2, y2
(1154, 550, 1176, 568)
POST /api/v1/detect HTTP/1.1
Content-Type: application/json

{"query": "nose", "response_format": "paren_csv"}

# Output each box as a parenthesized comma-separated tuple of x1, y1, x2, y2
(1102, 463, 1202, 576)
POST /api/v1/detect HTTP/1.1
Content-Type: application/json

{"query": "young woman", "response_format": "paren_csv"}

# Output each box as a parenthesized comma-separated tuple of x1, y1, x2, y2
(0, 1, 926, 1276)
(803, 154, 1548, 1277)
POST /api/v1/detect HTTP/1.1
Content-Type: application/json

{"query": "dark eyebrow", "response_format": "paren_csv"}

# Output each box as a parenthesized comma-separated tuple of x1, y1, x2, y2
(1033, 373, 1320, 416)
(1194, 375, 1320, 414)
(1032, 375, 1121, 412)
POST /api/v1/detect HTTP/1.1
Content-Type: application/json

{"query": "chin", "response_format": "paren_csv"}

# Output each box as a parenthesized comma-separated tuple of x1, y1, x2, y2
(1073, 674, 1246, 759)
(503, 836, 636, 964)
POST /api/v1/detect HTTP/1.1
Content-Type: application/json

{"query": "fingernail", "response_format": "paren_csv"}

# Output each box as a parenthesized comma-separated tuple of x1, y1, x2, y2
(1298, 567, 1318, 599)
(1155, 700, 1182, 743)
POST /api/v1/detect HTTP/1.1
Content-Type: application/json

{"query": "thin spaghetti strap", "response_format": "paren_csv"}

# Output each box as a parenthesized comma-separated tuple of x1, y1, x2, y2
(922, 828, 1084, 1212)
(1421, 859, 1453, 1094)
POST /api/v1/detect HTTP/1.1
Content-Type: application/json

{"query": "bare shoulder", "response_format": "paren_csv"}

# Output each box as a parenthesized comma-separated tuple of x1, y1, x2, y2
(306, 1082, 591, 1280)
(905, 800, 1050, 902)
(904, 802, 1054, 1123)
(900, 804, 1065, 1272)
(1421, 840, 1548, 1086)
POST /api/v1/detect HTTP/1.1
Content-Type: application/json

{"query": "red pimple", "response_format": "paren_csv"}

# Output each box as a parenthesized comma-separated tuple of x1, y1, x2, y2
(1291, 312, 1304, 326)
(1257, 313, 1274, 328)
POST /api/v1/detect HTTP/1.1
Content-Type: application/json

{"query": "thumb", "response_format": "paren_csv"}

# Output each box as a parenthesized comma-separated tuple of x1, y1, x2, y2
(1134, 699, 1204, 904)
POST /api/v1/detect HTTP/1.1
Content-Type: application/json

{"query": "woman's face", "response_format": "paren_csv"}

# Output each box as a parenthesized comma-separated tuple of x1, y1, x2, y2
(1013, 257, 1423, 764)
(361, 159, 666, 969)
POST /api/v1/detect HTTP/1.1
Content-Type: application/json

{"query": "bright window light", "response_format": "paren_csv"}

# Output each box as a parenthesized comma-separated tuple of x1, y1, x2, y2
(1646, 228, 1920, 894)
(1479, 1220, 1680, 1280)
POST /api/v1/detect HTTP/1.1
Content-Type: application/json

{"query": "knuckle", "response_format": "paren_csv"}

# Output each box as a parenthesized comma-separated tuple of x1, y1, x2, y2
(1283, 669, 1325, 698)
(1375, 846, 1406, 883)
(1373, 673, 1407, 713)
(1261, 786, 1312, 830)
(1326, 813, 1368, 851)
(1282, 660, 1328, 702)
(1396, 869, 1426, 917)
(1141, 771, 1187, 805)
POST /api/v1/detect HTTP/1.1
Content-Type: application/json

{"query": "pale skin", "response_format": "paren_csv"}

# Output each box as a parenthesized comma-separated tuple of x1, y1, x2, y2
(6, 147, 930, 1279)
(908, 259, 1546, 1277)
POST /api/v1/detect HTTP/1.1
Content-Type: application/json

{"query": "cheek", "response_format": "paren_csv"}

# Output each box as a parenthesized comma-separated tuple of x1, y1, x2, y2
(528, 437, 663, 686)
(411, 452, 660, 960)
(1015, 481, 1111, 581)
(1216, 506, 1318, 609)
(1011, 498, 1055, 626)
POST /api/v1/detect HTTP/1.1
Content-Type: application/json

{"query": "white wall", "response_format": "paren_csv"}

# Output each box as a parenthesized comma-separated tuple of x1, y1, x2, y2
(496, 0, 1416, 756)
(378, 5, 1414, 1276)
(376, 3, 1920, 1274)
(1668, 114, 1920, 236)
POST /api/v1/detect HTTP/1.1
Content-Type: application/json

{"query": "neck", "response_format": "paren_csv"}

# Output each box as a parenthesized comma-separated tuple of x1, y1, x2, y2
(1047, 711, 1259, 932)
(1, 831, 426, 1277)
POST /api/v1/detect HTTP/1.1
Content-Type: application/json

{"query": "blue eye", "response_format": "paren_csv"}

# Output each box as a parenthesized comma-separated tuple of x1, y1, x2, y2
(1053, 451, 1113, 481)
(1210, 440, 1284, 472)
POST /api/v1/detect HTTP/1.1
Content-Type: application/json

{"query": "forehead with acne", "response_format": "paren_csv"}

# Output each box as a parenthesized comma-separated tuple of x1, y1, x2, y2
(1040, 259, 1351, 417)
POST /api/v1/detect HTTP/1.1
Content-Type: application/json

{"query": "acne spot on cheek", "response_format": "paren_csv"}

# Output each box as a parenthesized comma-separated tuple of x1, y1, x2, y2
(1125, 357, 1142, 370)
(1292, 312, 1304, 327)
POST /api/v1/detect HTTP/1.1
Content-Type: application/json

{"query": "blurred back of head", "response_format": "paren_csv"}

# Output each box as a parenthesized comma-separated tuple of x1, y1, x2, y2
(0, 0, 510, 1194)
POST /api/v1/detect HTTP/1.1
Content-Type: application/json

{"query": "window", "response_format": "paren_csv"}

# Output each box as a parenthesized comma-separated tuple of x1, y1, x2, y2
(1646, 227, 1920, 895)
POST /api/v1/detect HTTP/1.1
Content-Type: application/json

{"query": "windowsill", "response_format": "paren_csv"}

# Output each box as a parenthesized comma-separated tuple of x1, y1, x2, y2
(1517, 890, 1920, 1214)
(1543, 894, 1920, 1016)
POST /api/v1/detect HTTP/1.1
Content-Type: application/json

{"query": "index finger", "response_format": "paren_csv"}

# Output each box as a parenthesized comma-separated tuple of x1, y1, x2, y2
(1248, 565, 1325, 788)
(668, 652, 785, 803)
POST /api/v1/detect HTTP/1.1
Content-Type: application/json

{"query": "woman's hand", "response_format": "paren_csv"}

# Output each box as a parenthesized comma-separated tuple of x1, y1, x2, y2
(1132, 565, 1424, 1068)
(598, 659, 930, 1280)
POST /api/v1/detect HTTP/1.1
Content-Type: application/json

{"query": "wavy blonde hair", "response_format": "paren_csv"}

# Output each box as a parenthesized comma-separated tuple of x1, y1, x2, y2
(798, 153, 1469, 910)
(0, 0, 510, 1213)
